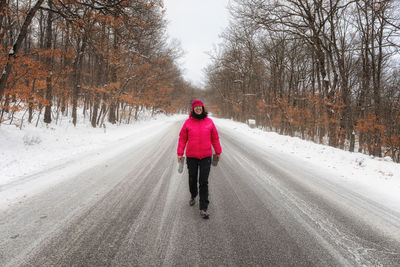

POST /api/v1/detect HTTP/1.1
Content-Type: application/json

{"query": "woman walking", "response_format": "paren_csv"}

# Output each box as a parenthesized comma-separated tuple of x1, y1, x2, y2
(177, 99, 222, 219)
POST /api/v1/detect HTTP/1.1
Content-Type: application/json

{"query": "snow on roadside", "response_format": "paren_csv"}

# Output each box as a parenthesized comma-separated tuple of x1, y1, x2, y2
(2, 113, 399, 213)
(213, 118, 400, 213)
(0, 114, 186, 187)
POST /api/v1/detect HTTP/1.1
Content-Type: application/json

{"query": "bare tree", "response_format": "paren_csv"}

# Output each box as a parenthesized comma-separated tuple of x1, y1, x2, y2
(0, 0, 45, 101)
(205, 0, 400, 161)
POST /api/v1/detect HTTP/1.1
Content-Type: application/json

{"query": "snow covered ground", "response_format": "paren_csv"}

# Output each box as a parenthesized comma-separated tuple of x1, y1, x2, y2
(214, 118, 400, 213)
(0, 114, 186, 209)
(0, 114, 183, 185)
(1, 114, 399, 213)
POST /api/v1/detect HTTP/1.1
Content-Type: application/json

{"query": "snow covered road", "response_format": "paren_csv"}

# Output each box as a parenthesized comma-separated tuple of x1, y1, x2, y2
(1, 119, 400, 266)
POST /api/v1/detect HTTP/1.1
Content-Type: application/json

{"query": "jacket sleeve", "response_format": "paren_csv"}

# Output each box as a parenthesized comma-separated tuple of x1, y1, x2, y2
(211, 121, 222, 155)
(177, 121, 188, 156)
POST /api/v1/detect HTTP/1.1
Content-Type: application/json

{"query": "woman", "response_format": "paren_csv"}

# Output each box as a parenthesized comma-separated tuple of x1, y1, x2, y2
(177, 99, 222, 219)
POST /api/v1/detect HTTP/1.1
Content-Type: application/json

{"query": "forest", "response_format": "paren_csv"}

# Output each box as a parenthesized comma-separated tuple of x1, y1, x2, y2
(205, 0, 400, 162)
(0, 0, 195, 128)
(1, 0, 400, 163)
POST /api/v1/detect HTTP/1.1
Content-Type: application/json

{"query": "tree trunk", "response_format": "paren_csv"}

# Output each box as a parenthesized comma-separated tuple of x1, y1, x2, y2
(0, 0, 8, 45)
(28, 79, 36, 123)
(44, 0, 53, 124)
(91, 94, 99, 127)
(72, 36, 87, 126)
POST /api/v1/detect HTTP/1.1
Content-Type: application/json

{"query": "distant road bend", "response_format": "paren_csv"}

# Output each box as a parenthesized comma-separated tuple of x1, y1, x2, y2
(0, 120, 400, 266)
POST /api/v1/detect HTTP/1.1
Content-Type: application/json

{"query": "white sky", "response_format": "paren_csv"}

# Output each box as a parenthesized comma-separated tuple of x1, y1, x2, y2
(163, 0, 231, 88)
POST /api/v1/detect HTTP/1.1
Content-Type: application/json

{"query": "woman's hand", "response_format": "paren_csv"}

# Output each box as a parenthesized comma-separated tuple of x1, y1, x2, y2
(178, 155, 183, 162)
(216, 154, 221, 161)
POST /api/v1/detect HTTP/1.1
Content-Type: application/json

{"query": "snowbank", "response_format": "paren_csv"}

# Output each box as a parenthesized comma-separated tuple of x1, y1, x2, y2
(0, 114, 185, 187)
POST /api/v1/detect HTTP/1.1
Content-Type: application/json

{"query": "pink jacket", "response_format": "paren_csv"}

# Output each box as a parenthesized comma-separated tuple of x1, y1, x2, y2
(177, 117, 222, 159)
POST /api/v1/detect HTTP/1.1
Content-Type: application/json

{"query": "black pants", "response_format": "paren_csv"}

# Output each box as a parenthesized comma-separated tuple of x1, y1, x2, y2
(187, 157, 212, 211)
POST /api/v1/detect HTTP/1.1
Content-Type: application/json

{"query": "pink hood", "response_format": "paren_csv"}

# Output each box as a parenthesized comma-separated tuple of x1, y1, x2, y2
(177, 117, 222, 159)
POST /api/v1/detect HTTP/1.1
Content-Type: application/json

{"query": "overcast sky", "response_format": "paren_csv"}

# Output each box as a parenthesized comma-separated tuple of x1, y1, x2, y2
(163, 0, 231, 88)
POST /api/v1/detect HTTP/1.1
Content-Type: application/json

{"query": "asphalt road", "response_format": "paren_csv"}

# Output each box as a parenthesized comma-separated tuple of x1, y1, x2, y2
(1, 121, 400, 266)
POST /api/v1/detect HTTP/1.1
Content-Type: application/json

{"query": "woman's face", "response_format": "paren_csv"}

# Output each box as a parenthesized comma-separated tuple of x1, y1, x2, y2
(194, 105, 203, 115)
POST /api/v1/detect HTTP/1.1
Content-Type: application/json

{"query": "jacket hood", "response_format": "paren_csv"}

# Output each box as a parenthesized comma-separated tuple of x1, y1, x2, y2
(191, 99, 204, 108)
